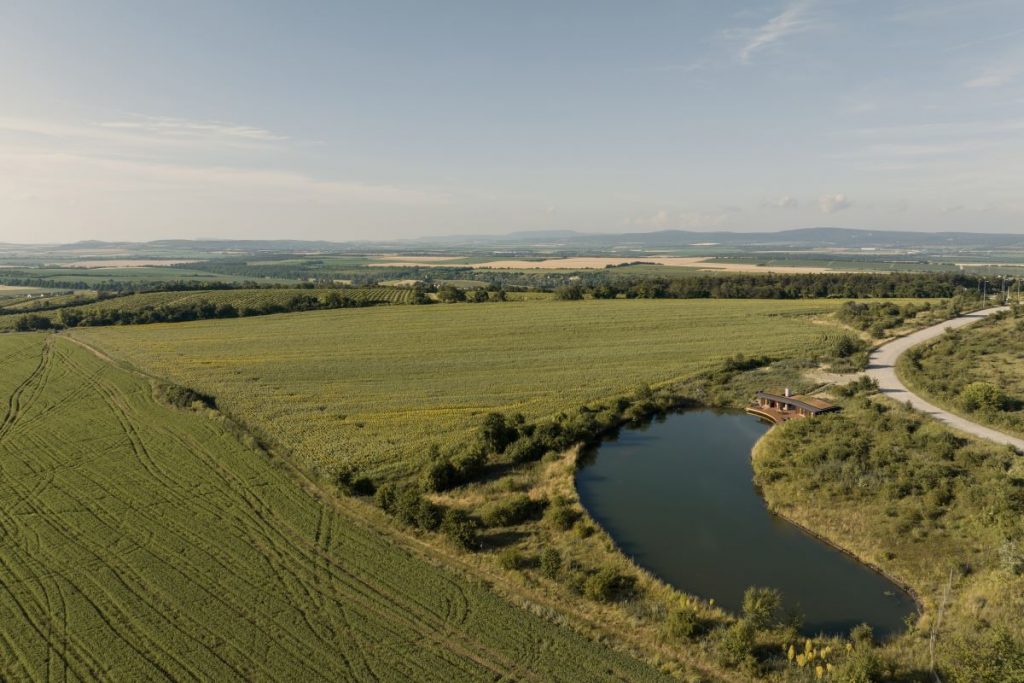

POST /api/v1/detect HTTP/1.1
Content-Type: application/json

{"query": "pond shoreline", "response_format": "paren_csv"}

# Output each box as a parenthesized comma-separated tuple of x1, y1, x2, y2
(750, 429, 925, 622)
(573, 405, 918, 636)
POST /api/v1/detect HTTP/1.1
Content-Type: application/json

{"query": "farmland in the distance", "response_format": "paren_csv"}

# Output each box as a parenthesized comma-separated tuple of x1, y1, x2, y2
(76, 298, 853, 480)
(0, 286, 417, 329)
(0, 333, 668, 681)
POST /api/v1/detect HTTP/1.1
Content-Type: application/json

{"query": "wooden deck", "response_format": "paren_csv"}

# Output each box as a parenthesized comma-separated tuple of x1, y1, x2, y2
(745, 404, 799, 425)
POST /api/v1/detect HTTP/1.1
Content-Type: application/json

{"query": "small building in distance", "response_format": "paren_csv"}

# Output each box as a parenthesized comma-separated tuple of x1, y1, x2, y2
(747, 388, 839, 424)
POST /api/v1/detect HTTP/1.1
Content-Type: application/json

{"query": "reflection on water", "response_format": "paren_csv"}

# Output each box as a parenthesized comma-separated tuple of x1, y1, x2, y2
(576, 409, 915, 637)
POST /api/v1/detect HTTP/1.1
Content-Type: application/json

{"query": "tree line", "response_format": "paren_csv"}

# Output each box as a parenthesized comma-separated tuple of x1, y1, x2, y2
(12, 293, 374, 331)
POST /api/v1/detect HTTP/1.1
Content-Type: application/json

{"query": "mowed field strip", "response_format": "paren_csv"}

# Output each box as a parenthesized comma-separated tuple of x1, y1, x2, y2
(0, 334, 669, 681)
(76, 299, 852, 479)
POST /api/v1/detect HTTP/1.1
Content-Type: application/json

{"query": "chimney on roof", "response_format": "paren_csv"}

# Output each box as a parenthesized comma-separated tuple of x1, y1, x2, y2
(784, 387, 791, 398)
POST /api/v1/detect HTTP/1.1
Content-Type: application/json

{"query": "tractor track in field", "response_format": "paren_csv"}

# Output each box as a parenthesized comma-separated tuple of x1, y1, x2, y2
(61, 334, 549, 682)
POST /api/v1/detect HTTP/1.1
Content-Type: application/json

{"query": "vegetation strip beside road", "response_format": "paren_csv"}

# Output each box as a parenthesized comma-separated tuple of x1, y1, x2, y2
(867, 306, 1024, 452)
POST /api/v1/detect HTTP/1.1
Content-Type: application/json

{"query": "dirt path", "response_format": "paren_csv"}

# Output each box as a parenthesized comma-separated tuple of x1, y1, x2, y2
(866, 305, 1024, 452)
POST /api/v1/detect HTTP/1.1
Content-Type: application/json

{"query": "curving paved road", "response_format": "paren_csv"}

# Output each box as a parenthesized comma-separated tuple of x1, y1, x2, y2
(865, 305, 1024, 453)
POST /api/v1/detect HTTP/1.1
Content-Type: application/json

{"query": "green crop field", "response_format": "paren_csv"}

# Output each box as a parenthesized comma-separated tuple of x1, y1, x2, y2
(75, 298, 852, 480)
(0, 333, 668, 681)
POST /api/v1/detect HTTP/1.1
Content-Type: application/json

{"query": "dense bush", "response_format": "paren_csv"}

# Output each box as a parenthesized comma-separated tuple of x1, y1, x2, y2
(440, 508, 479, 550)
(479, 494, 543, 527)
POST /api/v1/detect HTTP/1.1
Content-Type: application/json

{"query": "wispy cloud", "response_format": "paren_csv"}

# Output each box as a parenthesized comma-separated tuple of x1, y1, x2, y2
(736, 0, 819, 63)
(100, 116, 287, 142)
(819, 193, 851, 213)
(764, 195, 799, 208)
(964, 63, 1018, 88)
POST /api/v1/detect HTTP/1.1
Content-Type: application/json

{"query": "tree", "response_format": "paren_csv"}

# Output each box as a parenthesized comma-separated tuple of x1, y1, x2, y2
(440, 509, 478, 550)
(553, 284, 583, 300)
(480, 413, 517, 454)
(437, 285, 466, 303)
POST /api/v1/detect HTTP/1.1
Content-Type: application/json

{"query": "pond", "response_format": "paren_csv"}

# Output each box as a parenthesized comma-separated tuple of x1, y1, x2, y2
(575, 409, 916, 637)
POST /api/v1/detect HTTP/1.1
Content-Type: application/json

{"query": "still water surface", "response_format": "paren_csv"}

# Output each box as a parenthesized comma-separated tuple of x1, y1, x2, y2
(576, 409, 915, 637)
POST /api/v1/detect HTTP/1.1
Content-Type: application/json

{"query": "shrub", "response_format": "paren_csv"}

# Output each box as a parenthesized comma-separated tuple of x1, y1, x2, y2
(479, 495, 542, 527)
(480, 413, 518, 454)
(716, 619, 757, 670)
(14, 314, 54, 331)
(440, 509, 478, 550)
(741, 586, 782, 630)
(553, 284, 583, 300)
(544, 502, 578, 531)
(498, 548, 527, 570)
(959, 382, 1007, 412)
(666, 603, 708, 640)
(373, 483, 397, 512)
(850, 622, 874, 648)
(335, 465, 376, 496)
(539, 548, 561, 579)
(582, 567, 620, 602)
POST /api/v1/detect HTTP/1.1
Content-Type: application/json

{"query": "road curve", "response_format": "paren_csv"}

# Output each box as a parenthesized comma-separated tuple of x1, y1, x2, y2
(865, 305, 1024, 453)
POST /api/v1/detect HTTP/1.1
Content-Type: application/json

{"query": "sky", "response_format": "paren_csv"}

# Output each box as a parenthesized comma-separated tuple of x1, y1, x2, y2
(1, 0, 1023, 243)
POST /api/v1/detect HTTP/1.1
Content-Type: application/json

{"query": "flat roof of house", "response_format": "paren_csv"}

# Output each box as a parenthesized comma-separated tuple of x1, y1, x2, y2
(755, 391, 837, 413)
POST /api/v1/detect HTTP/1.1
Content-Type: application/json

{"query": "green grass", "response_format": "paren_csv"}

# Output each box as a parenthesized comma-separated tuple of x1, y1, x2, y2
(0, 333, 670, 681)
(75, 298, 851, 481)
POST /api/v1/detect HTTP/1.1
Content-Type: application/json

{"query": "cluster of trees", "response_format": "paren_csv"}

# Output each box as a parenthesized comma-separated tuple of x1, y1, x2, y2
(554, 272, 984, 300)
(371, 483, 480, 550)
(12, 293, 375, 331)
(836, 300, 935, 338)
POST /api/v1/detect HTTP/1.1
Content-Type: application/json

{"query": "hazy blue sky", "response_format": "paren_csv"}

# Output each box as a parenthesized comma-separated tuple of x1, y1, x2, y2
(1, 0, 1023, 242)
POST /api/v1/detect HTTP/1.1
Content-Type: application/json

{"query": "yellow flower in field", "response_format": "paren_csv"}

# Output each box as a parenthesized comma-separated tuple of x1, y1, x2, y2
(709, 598, 715, 607)
(827, 663, 834, 673)
(796, 654, 807, 668)
(815, 664, 824, 679)
(787, 644, 795, 662)
(805, 639, 813, 653)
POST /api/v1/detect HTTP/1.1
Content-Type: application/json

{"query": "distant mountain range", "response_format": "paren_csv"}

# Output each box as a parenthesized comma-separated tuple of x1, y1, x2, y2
(7, 227, 1024, 253)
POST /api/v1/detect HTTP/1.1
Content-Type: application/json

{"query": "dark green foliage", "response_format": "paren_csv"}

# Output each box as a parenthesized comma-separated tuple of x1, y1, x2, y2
(439, 508, 479, 550)
(155, 383, 216, 410)
(582, 567, 629, 602)
(13, 314, 52, 331)
(437, 285, 466, 303)
(479, 494, 543, 527)
(419, 444, 488, 493)
(335, 465, 376, 496)
(553, 284, 584, 300)
(715, 619, 757, 670)
(480, 413, 518, 454)
(835, 375, 878, 397)
(373, 482, 397, 511)
(836, 300, 934, 337)
(540, 548, 562, 579)
(559, 272, 981, 301)
(665, 604, 709, 641)
(544, 501, 578, 531)
(498, 548, 528, 570)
